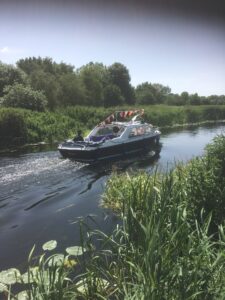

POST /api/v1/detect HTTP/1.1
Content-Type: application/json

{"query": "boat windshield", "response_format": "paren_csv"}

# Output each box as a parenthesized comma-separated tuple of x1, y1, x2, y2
(88, 125, 124, 142)
(95, 126, 113, 136)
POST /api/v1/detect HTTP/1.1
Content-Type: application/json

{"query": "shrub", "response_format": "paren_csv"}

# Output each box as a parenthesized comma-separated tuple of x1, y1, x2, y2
(0, 109, 28, 146)
(1, 83, 47, 111)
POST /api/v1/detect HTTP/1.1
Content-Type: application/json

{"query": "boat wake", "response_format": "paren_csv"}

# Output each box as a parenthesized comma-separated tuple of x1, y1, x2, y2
(0, 151, 84, 186)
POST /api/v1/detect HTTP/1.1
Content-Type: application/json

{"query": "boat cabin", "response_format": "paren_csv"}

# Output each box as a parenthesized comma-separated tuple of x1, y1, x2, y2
(86, 123, 125, 142)
(86, 122, 154, 143)
(58, 109, 161, 162)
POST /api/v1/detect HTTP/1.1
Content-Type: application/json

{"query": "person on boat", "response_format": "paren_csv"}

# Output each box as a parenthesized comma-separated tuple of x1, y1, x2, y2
(112, 126, 120, 136)
(73, 130, 84, 142)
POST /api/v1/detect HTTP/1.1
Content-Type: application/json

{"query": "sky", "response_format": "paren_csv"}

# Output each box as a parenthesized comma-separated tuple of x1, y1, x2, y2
(0, 0, 225, 96)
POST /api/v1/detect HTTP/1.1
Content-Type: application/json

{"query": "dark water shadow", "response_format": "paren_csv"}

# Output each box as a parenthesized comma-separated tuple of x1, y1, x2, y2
(77, 144, 162, 194)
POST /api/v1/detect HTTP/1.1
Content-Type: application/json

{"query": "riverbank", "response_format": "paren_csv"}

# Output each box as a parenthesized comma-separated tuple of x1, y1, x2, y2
(1, 134, 225, 299)
(1, 105, 225, 149)
(1, 119, 225, 156)
(96, 134, 225, 299)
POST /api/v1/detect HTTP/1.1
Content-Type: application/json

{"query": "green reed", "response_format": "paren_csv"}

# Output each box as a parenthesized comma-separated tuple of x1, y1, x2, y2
(1, 135, 225, 299)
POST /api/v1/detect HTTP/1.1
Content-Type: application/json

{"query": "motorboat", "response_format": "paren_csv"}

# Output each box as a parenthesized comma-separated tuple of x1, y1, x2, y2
(58, 109, 161, 163)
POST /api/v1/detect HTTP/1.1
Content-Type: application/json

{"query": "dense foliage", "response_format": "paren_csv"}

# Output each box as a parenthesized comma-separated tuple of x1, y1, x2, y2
(96, 135, 225, 299)
(0, 83, 47, 111)
(1, 105, 225, 148)
(1, 136, 225, 299)
(0, 62, 27, 97)
(0, 109, 28, 146)
(0, 57, 224, 111)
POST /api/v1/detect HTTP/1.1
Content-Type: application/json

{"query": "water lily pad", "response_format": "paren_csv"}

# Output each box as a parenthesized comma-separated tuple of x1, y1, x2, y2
(76, 277, 109, 294)
(0, 268, 21, 285)
(66, 246, 86, 256)
(20, 267, 39, 284)
(47, 254, 65, 267)
(42, 240, 57, 251)
(0, 282, 7, 292)
(22, 268, 60, 287)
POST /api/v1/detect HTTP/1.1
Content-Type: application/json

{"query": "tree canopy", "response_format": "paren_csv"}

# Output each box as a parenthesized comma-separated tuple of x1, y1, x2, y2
(108, 63, 135, 104)
(0, 62, 27, 97)
(0, 57, 224, 111)
(1, 83, 47, 111)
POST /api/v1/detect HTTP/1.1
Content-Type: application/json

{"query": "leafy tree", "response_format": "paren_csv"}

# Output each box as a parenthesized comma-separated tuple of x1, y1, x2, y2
(59, 73, 85, 106)
(151, 83, 171, 103)
(17, 57, 77, 110)
(136, 82, 171, 105)
(0, 109, 28, 146)
(0, 62, 27, 97)
(108, 63, 135, 104)
(104, 84, 125, 107)
(29, 70, 60, 110)
(17, 57, 74, 76)
(181, 91, 189, 104)
(166, 93, 182, 106)
(78, 62, 110, 106)
(56, 62, 74, 75)
(1, 83, 47, 111)
(189, 93, 201, 105)
(17, 57, 46, 75)
(135, 82, 156, 104)
(206, 95, 225, 105)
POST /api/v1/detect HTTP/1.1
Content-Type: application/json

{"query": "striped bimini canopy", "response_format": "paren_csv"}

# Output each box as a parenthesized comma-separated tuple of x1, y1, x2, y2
(100, 109, 144, 126)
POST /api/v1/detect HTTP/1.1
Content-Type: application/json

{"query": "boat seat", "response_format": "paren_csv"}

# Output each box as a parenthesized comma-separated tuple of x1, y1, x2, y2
(89, 134, 115, 142)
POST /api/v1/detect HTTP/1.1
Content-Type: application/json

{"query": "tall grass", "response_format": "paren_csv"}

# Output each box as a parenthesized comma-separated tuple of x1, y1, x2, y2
(93, 135, 225, 299)
(98, 172, 225, 299)
(1, 137, 225, 299)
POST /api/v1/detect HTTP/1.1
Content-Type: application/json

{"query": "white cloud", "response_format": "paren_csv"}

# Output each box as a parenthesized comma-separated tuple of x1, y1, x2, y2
(0, 46, 25, 55)
(0, 46, 10, 53)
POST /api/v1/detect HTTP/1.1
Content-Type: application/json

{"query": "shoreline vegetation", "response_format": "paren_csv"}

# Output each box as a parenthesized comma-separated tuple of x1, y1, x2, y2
(1, 57, 225, 298)
(1, 57, 225, 150)
(1, 105, 225, 150)
(1, 135, 225, 299)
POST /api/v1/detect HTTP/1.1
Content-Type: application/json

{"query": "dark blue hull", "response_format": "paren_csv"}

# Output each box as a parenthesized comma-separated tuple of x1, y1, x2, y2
(59, 134, 160, 163)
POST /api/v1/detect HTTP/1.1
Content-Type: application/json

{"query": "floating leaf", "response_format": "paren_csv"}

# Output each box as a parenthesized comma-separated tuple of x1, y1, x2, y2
(0, 282, 7, 292)
(37, 270, 59, 286)
(47, 254, 65, 267)
(66, 246, 86, 256)
(42, 240, 57, 251)
(76, 279, 86, 294)
(20, 267, 39, 284)
(0, 268, 21, 285)
(76, 277, 109, 294)
(22, 268, 60, 287)
(15, 290, 30, 300)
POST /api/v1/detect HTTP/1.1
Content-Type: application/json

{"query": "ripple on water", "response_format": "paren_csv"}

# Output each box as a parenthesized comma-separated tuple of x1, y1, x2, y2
(0, 152, 84, 186)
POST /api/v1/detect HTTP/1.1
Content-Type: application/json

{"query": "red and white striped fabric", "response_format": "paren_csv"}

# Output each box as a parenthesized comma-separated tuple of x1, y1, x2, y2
(100, 109, 144, 126)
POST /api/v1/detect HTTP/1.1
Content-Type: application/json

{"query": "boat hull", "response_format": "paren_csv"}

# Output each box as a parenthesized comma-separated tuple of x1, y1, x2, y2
(58, 134, 160, 163)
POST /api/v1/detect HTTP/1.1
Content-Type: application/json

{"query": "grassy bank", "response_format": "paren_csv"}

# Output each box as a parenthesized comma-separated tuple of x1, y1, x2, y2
(1, 105, 225, 148)
(1, 135, 225, 299)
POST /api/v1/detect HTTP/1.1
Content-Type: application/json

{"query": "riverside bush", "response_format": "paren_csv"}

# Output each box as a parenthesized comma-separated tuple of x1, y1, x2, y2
(0, 108, 28, 146)
(97, 135, 225, 299)
(1, 136, 225, 299)
(1, 105, 225, 148)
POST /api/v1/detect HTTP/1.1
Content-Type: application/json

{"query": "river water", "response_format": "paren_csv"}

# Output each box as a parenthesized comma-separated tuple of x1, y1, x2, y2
(0, 124, 224, 271)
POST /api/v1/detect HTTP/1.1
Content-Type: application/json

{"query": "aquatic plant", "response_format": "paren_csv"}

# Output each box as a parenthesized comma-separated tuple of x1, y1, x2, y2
(0, 239, 88, 300)
(1, 135, 225, 299)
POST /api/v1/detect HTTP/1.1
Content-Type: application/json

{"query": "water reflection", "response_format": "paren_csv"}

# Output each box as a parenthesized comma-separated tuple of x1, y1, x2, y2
(85, 143, 162, 172)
